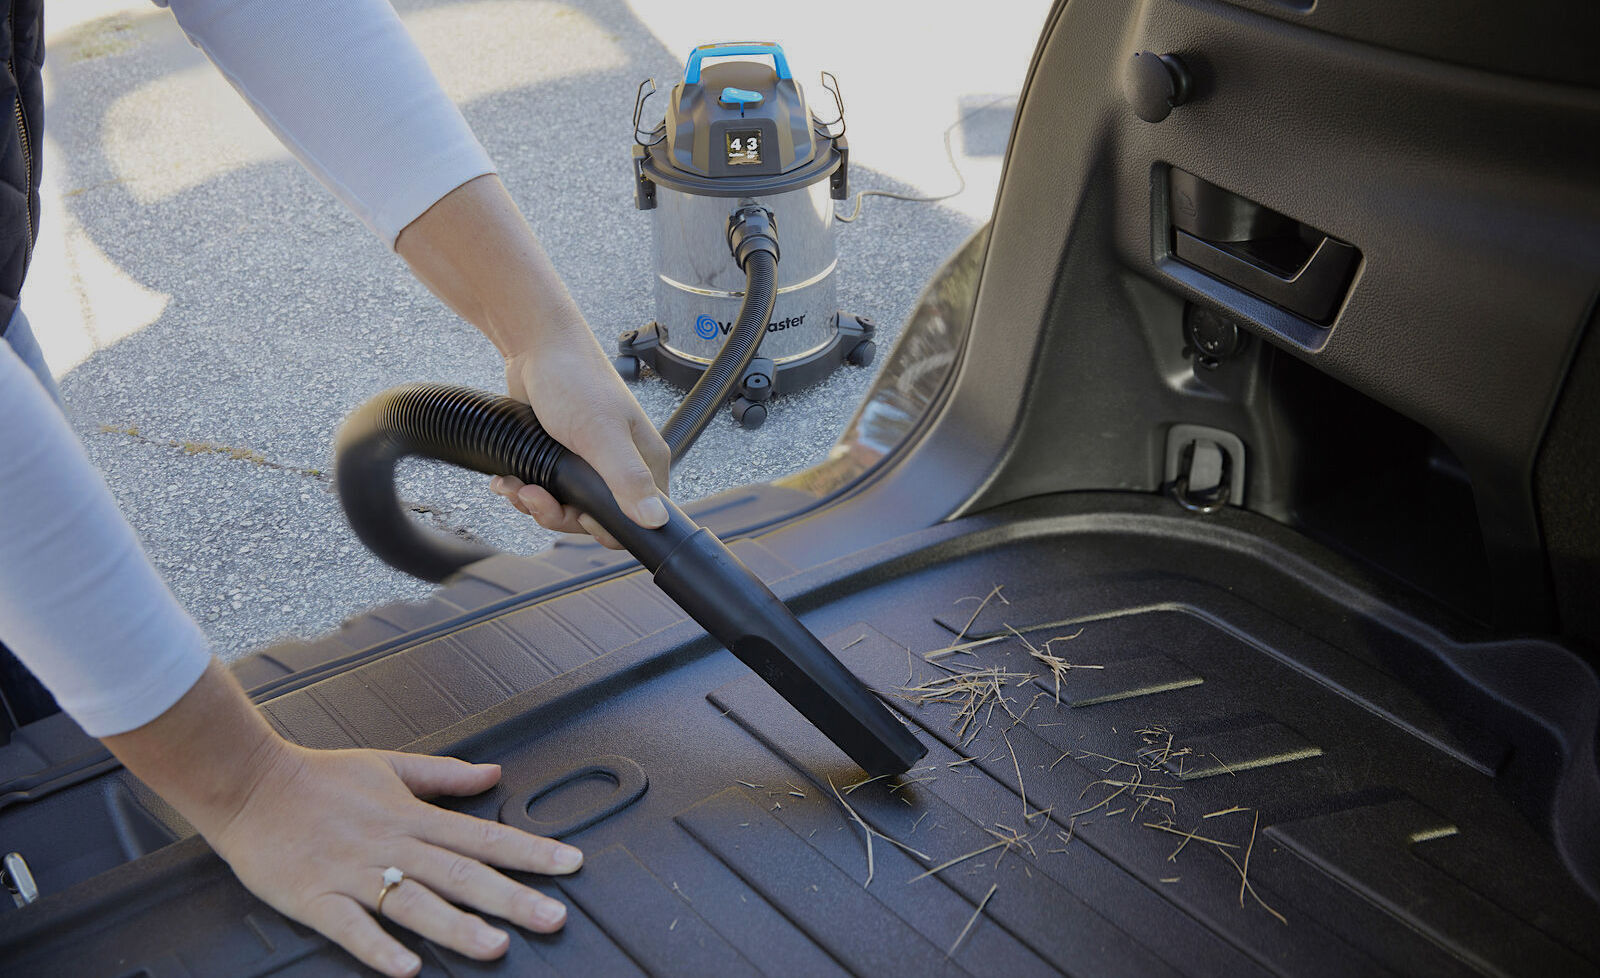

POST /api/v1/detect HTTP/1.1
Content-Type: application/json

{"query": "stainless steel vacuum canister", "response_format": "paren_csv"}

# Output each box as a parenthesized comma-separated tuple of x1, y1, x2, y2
(619, 41, 876, 429)
(651, 179, 836, 364)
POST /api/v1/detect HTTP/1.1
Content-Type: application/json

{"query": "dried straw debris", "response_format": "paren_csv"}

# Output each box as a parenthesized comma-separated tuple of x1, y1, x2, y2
(827, 776, 932, 888)
(952, 586, 1010, 642)
(1204, 805, 1249, 819)
(949, 883, 998, 957)
(894, 667, 1034, 745)
(1002, 624, 1104, 705)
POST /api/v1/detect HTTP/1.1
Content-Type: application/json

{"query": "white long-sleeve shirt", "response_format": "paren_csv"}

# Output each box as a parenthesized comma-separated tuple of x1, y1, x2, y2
(0, 0, 495, 735)
(158, 0, 496, 244)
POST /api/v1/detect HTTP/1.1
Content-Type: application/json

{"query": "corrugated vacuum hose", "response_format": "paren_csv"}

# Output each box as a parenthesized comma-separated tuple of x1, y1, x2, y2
(658, 206, 780, 460)
(336, 383, 924, 775)
(336, 203, 923, 774)
(336, 296, 923, 775)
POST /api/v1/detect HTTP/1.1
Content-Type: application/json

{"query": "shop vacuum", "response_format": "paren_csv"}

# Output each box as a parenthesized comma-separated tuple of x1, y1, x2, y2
(616, 41, 875, 434)
(332, 46, 923, 778)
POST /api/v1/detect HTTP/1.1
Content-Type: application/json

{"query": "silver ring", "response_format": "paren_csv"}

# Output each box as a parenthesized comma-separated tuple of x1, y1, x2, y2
(376, 866, 406, 917)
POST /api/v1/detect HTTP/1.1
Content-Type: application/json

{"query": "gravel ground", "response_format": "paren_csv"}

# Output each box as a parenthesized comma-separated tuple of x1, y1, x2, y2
(25, 0, 1048, 659)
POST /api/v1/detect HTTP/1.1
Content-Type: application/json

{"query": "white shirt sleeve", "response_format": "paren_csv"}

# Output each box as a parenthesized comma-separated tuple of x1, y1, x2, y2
(0, 348, 213, 737)
(0, 2, 495, 735)
(154, 0, 497, 245)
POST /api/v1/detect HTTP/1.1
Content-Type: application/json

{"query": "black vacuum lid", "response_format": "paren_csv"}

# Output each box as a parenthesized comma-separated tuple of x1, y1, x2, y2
(660, 42, 820, 180)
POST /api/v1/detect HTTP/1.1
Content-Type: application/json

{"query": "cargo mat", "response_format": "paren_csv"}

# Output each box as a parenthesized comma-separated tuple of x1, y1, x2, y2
(2, 497, 1597, 977)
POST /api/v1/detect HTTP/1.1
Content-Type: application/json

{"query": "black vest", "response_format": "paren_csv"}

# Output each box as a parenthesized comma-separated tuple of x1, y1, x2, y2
(0, 0, 42, 336)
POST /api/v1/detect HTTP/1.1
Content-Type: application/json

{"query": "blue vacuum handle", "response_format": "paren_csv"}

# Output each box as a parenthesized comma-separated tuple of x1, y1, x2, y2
(684, 41, 791, 84)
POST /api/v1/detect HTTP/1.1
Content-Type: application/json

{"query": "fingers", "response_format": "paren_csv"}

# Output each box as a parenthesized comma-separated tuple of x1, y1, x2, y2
(303, 892, 422, 978)
(578, 419, 670, 530)
(490, 476, 616, 544)
(488, 478, 624, 550)
(490, 477, 571, 529)
(383, 752, 501, 799)
(575, 512, 622, 550)
(210, 747, 585, 977)
(373, 875, 510, 962)
(633, 417, 672, 492)
(420, 806, 584, 876)
(507, 483, 619, 547)
(489, 475, 534, 516)
(403, 842, 568, 934)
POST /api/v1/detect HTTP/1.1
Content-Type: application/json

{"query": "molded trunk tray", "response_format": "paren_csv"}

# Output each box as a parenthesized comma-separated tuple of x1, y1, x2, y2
(1, 495, 1596, 976)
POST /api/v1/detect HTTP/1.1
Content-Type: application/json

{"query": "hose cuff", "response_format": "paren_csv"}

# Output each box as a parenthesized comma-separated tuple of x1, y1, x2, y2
(727, 205, 780, 269)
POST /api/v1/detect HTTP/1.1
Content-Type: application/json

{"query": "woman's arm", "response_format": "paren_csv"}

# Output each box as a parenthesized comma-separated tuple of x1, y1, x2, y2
(395, 175, 671, 544)
(0, 343, 211, 737)
(160, 0, 670, 541)
(105, 662, 580, 978)
(4, 2, 675, 974)
(1, 340, 572, 976)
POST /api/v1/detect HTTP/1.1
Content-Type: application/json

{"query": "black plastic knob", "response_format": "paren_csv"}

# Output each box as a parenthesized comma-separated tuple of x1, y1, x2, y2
(1125, 51, 1192, 123)
(1183, 305, 1245, 368)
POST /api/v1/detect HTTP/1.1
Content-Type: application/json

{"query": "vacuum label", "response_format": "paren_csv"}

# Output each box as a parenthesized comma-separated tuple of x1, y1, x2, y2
(696, 312, 807, 338)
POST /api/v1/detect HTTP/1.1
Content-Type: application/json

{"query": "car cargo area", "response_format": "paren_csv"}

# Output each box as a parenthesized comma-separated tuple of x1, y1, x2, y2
(3, 492, 1596, 976)
(2, 0, 1597, 972)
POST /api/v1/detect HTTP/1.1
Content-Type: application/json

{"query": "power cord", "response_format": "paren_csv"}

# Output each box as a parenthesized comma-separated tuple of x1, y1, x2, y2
(833, 95, 1014, 224)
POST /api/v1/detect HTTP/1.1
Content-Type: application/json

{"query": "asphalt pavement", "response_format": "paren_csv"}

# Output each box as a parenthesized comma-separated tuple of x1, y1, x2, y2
(24, 0, 1049, 659)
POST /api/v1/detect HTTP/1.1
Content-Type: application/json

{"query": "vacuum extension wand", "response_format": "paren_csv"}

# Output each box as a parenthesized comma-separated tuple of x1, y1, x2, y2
(335, 207, 925, 777)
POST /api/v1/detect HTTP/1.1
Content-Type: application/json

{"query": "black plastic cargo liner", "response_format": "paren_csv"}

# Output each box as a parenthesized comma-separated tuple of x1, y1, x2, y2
(1, 493, 1596, 977)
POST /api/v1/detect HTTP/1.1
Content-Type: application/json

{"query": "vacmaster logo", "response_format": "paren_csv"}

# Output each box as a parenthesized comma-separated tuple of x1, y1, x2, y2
(693, 312, 806, 338)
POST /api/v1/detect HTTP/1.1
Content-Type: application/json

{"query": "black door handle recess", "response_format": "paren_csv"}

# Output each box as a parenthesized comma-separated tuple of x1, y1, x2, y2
(1168, 167, 1359, 325)
(1174, 230, 1359, 324)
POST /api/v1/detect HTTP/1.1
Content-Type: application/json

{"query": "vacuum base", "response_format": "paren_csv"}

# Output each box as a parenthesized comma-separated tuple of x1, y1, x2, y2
(614, 312, 877, 430)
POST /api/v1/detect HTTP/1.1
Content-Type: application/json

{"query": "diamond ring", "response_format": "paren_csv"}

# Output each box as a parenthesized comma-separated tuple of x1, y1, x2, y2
(375, 866, 406, 917)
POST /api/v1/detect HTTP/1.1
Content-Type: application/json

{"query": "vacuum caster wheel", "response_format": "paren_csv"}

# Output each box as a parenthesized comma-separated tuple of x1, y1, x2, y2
(731, 396, 768, 430)
(613, 355, 641, 381)
(846, 339, 876, 367)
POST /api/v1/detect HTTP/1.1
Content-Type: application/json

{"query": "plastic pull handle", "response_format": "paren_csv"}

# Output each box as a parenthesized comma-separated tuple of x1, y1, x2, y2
(1173, 231, 1359, 325)
(684, 41, 791, 84)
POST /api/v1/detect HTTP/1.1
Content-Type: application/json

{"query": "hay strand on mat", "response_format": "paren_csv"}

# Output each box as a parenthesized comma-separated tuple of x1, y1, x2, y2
(1003, 730, 1048, 823)
(829, 776, 877, 886)
(1239, 810, 1259, 909)
(1003, 624, 1103, 704)
(949, 883, 998, 957)
(1140, 821, 1240, 851)
(953, 586, 1009, 642)
(908, 839, 1010, 882)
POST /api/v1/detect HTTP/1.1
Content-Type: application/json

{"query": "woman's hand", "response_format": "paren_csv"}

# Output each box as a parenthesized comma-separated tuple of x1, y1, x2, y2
(490, 342, 670, 549)
(105, 662, 577, 978)
(207, 743, 579, 976)
(393, 174, 671, 549)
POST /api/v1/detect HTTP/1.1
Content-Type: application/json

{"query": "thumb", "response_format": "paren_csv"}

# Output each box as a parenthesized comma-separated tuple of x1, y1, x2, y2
(383, 752, 501, 799)
(582, 424, 669, 529)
